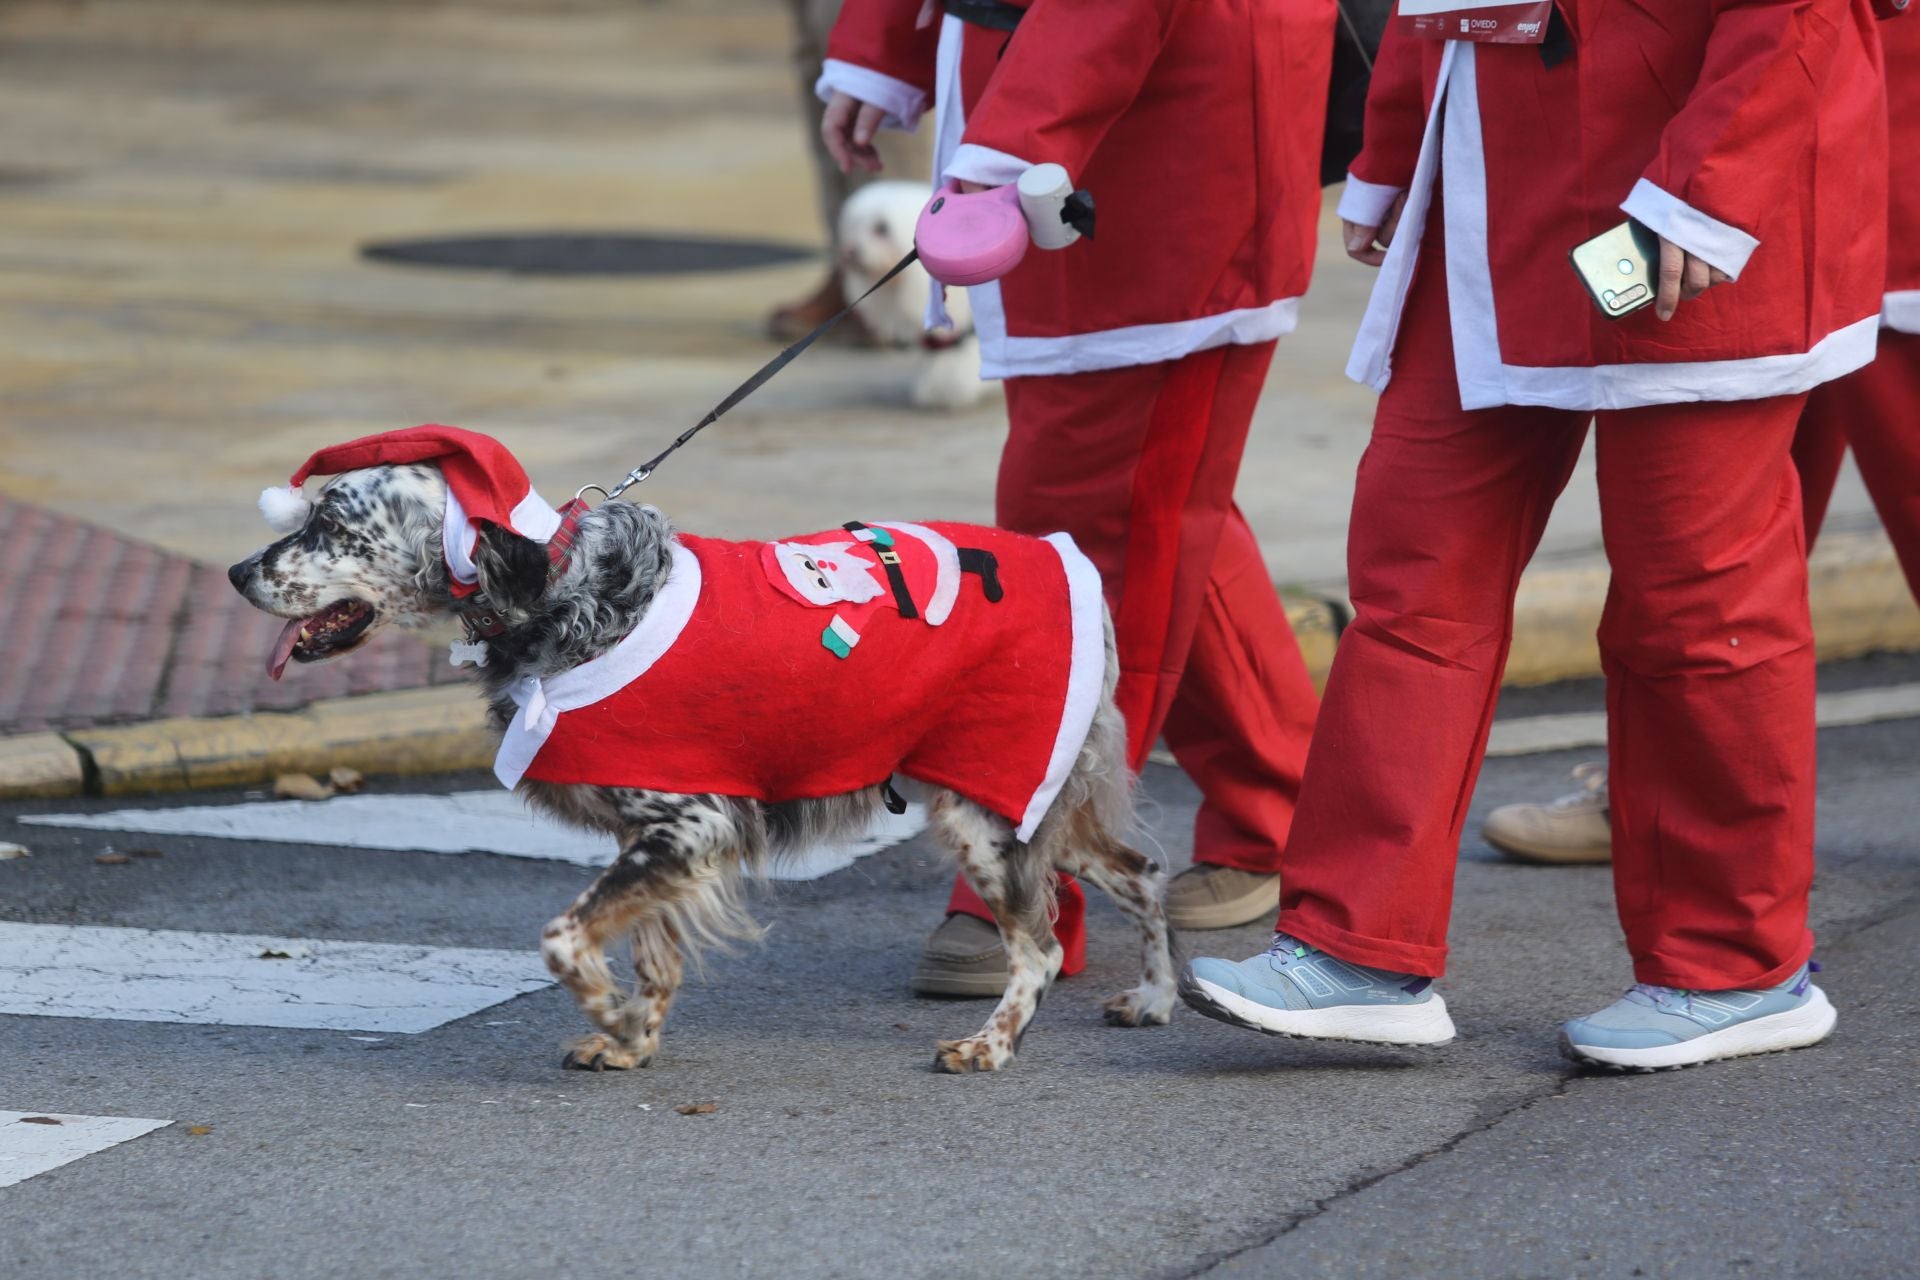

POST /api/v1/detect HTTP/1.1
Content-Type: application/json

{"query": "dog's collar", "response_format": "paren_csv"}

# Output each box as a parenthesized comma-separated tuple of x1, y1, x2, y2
(450, 497, 590, 660)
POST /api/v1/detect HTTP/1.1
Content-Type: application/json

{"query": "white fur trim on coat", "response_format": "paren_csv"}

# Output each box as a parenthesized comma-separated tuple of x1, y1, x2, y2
(1620, 178, 1759, 281)
(1336, 174, 1406, 229)
(815, 60, 929, 132)
(945, 144, 1033, 188)
(1884, 290, 1920, 334)
(493, 540, 704, 789)
(1017, 533, 1105, 843)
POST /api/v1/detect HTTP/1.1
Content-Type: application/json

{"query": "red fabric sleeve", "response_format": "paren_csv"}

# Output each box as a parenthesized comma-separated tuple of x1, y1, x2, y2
(1637, 0, 1863, 240)
(825, 0, 940, 98)
(1347, 18, 1427, 190)
(954, 0, 1184, 178)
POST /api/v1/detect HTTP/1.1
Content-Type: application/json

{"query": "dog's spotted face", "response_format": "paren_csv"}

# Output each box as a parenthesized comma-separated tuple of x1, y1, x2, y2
(228, 464, 448, 679)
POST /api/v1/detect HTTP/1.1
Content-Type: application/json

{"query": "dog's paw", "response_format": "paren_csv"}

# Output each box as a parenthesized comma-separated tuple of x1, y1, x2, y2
(560, 1033, 652, 1072)
(1102, 985, 1176, 1028)
(930, 1034, 1014, 1074)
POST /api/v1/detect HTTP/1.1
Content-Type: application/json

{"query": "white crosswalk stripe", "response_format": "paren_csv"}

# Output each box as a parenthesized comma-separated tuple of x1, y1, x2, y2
(0, 922, 550, 1032)
(0, 1112, 170, 1188)
(21, 793, 928, 880)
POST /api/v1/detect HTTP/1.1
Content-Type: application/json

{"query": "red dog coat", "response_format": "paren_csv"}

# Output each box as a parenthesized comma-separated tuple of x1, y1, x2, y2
(493, 521, 1105, 841)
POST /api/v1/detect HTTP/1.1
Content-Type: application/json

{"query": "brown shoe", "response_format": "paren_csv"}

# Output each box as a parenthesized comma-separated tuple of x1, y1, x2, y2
(910, 912, 1008, 998)
(1164, 864, 1281, 930)
(765, 270, 880, 347)
(1482, 763, 1613, 864)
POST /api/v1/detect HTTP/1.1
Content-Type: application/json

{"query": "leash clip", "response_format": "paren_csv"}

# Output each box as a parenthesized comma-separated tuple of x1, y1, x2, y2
(604, 465, 653, 501)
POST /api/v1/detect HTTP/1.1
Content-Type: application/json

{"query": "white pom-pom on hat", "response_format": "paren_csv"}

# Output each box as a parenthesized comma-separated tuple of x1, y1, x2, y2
(259, 485, 313, 533)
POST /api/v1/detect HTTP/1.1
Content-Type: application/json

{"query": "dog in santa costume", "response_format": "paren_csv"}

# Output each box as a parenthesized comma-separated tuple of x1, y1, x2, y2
(231, 425, 1174, 1074)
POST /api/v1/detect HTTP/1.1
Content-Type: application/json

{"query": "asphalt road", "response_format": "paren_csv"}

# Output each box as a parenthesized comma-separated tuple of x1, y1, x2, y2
(3, 660, 1918, 1280)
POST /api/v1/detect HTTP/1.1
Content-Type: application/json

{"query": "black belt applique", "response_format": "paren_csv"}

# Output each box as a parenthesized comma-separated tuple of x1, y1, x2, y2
(940, 0, 1023, 32)
(844, 522, 919, 620)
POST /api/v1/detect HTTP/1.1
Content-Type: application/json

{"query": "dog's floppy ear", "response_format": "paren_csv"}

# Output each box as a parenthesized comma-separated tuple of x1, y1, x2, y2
(472, 520, 551, 613)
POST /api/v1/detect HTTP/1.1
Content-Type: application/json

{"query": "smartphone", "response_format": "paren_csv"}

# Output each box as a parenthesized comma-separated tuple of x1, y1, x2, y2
(1569, 219, 1660, 319)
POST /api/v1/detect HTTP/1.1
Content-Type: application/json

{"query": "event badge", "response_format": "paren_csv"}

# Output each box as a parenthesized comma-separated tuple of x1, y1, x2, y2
(1398, 0, 1552, 44)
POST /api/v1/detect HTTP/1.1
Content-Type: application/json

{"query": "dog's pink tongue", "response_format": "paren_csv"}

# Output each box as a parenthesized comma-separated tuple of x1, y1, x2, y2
(267, 617, 303, 681)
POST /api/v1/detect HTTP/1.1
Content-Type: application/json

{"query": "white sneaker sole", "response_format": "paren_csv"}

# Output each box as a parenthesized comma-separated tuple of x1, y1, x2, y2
(1562, 986, 1837, 1072)
(1179, 969, 1457, 1047)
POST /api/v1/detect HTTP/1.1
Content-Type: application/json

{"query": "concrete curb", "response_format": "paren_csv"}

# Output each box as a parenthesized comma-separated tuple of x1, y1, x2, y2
(1487, 527, 1920, 687)
(5, 687, 493, 801)
(4, 533, 1915, 801)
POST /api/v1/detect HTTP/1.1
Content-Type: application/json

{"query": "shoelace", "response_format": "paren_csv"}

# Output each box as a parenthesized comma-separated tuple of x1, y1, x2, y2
(1550, 761, 1609, 811)
(1625, 982, 1692, 1011)
(1266, 932, 1311, 963)
(1626, 960, 1818, 1010)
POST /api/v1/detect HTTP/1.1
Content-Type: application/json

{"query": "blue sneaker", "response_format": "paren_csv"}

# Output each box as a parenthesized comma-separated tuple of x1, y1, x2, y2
(1561, 961, 1836, 1072)
(1178, 933, 1456, 1046)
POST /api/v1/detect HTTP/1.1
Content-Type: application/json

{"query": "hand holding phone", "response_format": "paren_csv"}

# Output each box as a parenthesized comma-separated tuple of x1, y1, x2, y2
(1571, 220, 1735, 321)
(1568, 219, 1660, 318)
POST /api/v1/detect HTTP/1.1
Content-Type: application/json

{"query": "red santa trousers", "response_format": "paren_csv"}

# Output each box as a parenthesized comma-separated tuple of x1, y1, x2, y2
(1790, 331, 1920, 594)
(1276, 244, 1817, 991)
(949, 342, 1323, 971)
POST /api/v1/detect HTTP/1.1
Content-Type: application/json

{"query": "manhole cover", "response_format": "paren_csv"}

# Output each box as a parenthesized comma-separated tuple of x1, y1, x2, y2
(360, 233, 817, 277)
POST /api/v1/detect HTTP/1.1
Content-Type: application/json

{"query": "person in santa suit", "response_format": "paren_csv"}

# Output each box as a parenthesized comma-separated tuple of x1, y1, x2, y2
(1182, 1, 1892, 1071)
(816, 0, 1336, 994)
(1483, 10, 1920, 869)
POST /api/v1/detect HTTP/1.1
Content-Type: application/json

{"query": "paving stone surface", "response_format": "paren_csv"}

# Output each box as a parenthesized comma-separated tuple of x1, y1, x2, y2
(0, 492, 464, 735)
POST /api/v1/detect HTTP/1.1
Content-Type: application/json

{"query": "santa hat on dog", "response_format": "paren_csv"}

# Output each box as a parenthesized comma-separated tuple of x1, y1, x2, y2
(260, 425, 564, 597)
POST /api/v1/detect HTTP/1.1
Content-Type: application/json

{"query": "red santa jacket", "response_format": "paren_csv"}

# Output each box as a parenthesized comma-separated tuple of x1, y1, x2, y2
(1335, 0, 1889, 410)
(1886, 15, 1920, 331)
(493, 521, 1105, 842)
(819, 0, 1337, 379)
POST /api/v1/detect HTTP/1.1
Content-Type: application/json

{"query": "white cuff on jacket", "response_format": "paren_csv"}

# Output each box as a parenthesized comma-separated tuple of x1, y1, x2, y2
(1620, 178, 1760, 281)
(1336, 174, 1405, 228)
(814, 59, 927, 132)
(944, 143, 1034, 187)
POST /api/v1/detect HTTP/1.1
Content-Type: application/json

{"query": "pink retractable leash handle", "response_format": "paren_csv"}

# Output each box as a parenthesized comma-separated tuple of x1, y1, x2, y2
(914, 163, 1094, 287)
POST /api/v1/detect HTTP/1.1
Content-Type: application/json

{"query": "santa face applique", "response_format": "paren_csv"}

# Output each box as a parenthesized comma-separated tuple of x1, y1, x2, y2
(760, 522, 977, 659)
(767, 539, 885, 607)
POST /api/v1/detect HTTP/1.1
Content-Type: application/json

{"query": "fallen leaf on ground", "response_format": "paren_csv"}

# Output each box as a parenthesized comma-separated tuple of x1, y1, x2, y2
(186, 1126, 213, 1136)
(674, 1102, 718, 1116)
(327, 766, 365, 793)
(20, 1116, 61, 1126)
(94, 853, 131, 866)
(0, 842, 29, 860)
(893, 1022, 911, 1032)
(273, 773, 334, 801)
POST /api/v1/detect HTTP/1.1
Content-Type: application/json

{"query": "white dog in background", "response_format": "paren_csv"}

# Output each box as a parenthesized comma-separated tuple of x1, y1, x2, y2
(838, 180, 986, 411)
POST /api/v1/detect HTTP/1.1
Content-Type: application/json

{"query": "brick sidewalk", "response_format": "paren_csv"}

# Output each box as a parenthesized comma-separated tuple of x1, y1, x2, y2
(0, 494, 466, 736)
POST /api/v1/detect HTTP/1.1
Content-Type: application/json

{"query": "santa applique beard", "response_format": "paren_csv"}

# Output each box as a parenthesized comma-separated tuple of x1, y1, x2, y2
(496, 519, 1106, 843)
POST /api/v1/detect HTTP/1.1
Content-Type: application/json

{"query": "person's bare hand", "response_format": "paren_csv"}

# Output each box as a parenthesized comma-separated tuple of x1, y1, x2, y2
(821, 91, 889, 174)
(1342, 191, 1408, 267)
(1654, 237, 1732, 321)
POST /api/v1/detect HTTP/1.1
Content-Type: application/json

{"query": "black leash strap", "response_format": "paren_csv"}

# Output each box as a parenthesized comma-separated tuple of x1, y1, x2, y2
(605, 248, 923, 499)
(1335, 0, 1376, 72)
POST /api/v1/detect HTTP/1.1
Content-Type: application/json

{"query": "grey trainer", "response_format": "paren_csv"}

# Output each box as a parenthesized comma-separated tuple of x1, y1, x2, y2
(1165, 863, 1282, 930)
(910, 912, 1008, 997)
